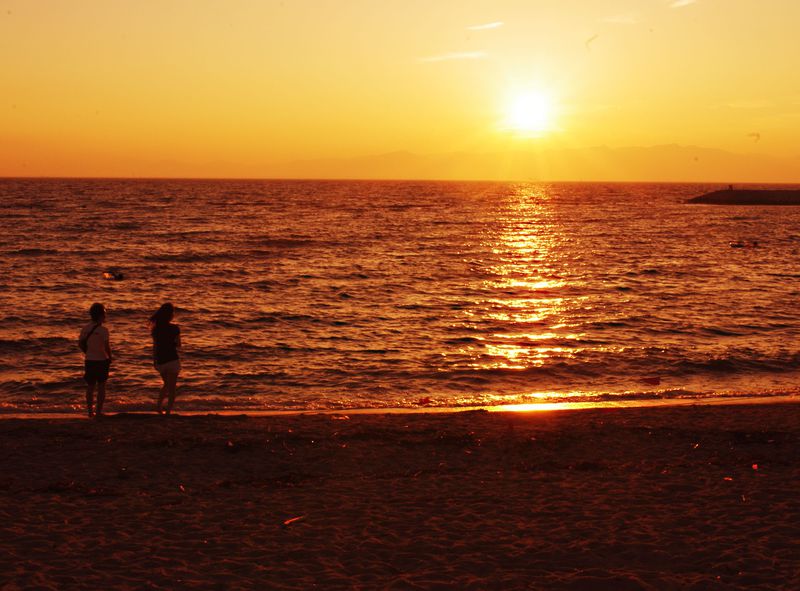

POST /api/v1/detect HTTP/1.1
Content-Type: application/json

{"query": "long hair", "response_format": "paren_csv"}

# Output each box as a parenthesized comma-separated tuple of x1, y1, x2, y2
(149, 303, 174, 332)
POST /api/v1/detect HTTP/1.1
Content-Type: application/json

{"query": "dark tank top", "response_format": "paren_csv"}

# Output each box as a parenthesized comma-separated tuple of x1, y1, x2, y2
(152, 323, 180, 364)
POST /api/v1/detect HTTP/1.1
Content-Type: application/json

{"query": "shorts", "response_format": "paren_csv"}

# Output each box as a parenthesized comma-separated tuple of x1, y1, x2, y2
(84, 359, 111, 384)
(156, 359, 181, 378)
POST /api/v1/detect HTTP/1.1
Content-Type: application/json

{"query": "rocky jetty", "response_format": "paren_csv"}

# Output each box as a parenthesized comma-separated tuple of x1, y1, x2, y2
(688, 189, 800, 205)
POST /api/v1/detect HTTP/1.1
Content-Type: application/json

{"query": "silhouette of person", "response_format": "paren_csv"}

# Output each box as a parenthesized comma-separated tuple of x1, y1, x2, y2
(150, 303, 182, 415)
(78, 303, 112, 417)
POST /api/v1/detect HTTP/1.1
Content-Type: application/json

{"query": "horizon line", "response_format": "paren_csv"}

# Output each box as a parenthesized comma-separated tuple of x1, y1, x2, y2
(3, 175, 800, 185)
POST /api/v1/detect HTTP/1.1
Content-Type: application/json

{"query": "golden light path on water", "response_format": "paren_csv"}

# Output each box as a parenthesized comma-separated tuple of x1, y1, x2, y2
(460, 186, 584, 399)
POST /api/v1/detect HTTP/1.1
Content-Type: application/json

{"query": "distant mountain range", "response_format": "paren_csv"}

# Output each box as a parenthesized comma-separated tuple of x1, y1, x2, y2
(257, 145, 798, 183)
(8, 144, 797, 182)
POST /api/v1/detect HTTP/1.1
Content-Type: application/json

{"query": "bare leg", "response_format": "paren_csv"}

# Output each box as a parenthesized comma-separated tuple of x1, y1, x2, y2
(96, 382, 106, 416)
(85, 383, 95, 417)
(157, 381, 167, 415)
(165, 373, 179, 415)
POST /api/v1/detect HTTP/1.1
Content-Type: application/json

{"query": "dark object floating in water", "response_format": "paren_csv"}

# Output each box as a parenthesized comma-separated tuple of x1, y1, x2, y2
(103, 270, 125, 281)
(729, 240, 758, 249)
(688, 189, 800, 205)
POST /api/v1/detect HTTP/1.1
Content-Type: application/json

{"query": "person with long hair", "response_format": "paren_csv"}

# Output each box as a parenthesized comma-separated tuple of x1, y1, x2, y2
(149, 302, 181, 415)
(78, 302, 112, 417)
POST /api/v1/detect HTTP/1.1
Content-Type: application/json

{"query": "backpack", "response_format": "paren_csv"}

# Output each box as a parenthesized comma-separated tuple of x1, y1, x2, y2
(78, 323, 100, 353)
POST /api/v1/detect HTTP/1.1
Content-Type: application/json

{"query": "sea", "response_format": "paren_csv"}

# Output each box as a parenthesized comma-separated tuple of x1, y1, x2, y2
(1, 178, 800, 414)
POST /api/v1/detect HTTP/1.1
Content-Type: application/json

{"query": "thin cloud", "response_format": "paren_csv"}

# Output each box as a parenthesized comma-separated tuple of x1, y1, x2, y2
(601, 14, 639, 25)
(670, 0, 697, 8)
(419, 51, 488, 63)
(725, 99, 773, 110)
(467, 21, 503, 31)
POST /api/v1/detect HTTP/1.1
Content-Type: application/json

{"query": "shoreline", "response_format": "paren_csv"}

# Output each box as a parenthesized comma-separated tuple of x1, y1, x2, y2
(2, 392, 798, 420)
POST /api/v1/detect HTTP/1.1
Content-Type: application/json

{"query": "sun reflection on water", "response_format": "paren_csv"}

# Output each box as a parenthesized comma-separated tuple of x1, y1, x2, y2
(456, 184, 585, 375)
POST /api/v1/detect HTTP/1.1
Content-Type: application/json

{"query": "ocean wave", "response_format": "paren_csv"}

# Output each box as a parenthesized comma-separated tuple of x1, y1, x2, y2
(699, 326, 745, 337)
(3, 248, 59, 256)
(0, 336, 74, 352)
(249, 238, 341, 249)
(237, 312, 328, 325)
(144, 252, 241, 263)
(110, 221, 144, 230)
(586, 320, 633, 330)
(672, 352, 800, 375)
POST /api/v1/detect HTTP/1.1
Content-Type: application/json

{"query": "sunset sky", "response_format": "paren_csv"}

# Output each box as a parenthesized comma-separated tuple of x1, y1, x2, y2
(2, 0, 800, 180)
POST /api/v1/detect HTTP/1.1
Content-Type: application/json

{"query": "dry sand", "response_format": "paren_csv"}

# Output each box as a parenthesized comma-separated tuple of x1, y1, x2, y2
(1, 403, 798, 590)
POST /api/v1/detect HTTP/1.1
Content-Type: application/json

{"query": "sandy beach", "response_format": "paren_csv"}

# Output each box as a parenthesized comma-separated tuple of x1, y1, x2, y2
(1, 402, 798, 590)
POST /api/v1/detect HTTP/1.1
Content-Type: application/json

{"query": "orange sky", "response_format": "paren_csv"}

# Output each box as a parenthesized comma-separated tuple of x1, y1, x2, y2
(2, 0, 800, 180)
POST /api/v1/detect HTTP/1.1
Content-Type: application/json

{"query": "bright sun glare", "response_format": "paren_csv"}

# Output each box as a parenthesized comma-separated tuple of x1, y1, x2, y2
(504, 91, 556, 135)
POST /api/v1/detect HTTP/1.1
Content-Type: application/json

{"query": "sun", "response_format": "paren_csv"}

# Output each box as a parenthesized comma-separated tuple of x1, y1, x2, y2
(503, 90, 556, 135)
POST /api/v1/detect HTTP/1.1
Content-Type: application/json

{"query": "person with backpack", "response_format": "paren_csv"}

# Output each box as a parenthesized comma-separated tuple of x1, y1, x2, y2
(78, 303, 112, 417)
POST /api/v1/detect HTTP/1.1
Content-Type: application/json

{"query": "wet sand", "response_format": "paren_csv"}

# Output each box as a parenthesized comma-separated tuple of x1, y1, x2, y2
(2, 403, 799, 590)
